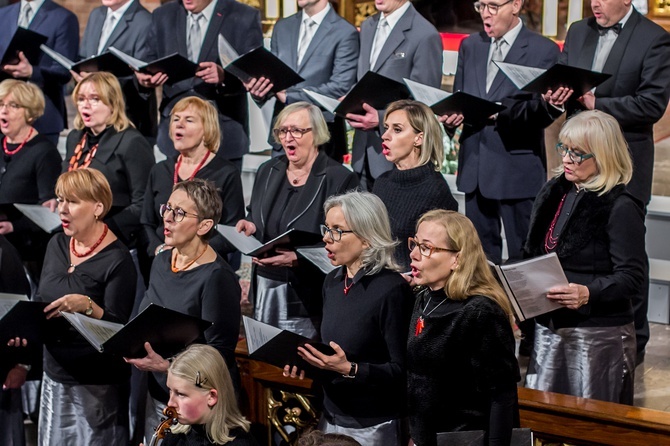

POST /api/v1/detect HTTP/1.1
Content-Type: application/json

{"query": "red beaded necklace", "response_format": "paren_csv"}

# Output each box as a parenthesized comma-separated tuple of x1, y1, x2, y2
(3, 127, 33, 156)
(544, 193, 567, 253)
(173, 151, 211, 184)
(70, 224, 108, 258)
(68, 133, 99, 171)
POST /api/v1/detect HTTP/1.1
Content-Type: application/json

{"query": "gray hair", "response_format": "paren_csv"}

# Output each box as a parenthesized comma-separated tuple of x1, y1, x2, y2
(273, 101, 330, 146)
(324, 191, 400, 275)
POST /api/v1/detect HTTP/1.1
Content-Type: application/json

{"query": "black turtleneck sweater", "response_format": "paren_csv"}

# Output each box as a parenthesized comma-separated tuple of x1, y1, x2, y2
(372, 164, 458, 270)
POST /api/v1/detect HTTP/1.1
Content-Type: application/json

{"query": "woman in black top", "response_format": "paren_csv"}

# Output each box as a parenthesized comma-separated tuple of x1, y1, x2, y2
(142, 96, 244, 266)
(236, 102, 358, 338)
(154, 344, 256, 446)
(407, 210, 519, 446)
(128, 179, 241, 440)
(287, 191, 413, 446)
(524, 111, 645, 404)
(64, 72, 154, 248)
(0, 79, 61, 279)
(372, 100, 457, 271)
(36, 169, 137, 445)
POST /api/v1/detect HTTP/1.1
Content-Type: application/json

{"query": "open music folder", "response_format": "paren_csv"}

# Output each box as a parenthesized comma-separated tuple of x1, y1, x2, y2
(217, 225, 323, 258)
(243, 316, 335, 369)
(403, 78, 506, 125)
(217, 34, 304, 93)
(13, 203, 61, 233)
(490, 253, 566, 321)
(108, 47, 199, 85)
(40, 44, 133, 77)
(0, 293, 48, 344)
(494, 61, 611, 96)
(60, 303, 212, 358)
(1, 28, 48, 80)
(334, 71, 411, 117)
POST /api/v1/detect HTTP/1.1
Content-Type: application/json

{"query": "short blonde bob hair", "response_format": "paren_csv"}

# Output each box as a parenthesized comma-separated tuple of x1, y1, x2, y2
(55, 168, 113, 219)
(556, 110, 633, 195)
(324, 191, 400, 275)
(72, 72, 132, 132)
(273, 102, 330, 147)
(416, 210, 515, 329)
(168, 344, 251, 443)
(169, 96, 221, 153)
(385, 99, 444, 171)
(0, 79, 45, 124)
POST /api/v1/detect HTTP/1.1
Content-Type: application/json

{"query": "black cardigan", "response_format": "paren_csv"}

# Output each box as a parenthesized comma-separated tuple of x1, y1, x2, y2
(524, 175, 647, 328)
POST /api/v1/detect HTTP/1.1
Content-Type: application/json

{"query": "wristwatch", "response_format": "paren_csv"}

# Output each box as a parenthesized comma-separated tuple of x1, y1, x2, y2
(85, 296, 93, 316)
(342, 362, 357, 379)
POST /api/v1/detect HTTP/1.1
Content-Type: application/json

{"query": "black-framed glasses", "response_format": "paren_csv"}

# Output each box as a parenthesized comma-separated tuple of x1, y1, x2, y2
(321, 224, 354, 242)
(273, 127, 313, 140)
(556, 143, 595, 165)
(474, 0, 513, 15)
(0, 101, 22, 111)
(195, 371, 208, 388)
(408, 237, 459, 258)
(159, 203, 199, 222)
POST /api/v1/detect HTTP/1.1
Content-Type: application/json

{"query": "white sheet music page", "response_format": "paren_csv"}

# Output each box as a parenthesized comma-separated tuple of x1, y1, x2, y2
(243, 316, 281, 354)
(493, 61, 546, 90)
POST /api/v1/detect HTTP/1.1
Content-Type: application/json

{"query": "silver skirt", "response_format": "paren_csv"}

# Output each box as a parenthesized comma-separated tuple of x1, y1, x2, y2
(524, 322, 636, 404)
(38, 374, 129, 445)
(318, 416, 404, 446)
(253, 275, 318, 339)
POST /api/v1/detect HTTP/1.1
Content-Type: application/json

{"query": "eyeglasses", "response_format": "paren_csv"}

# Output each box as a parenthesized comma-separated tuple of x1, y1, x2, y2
(273, 127, 313, 140)
(0, 101, 22, 111)
(408, 237, 459, 258)
(76, 96, 102, 106)
(159, 203, 200, 222)
(195, 371, 208, 388)
(474, 0, 513, 15)
(556, 143, 595, 165)
(321, 224, 354, 242)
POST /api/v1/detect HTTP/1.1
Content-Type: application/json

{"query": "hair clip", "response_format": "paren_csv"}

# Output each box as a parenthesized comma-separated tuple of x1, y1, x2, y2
(195, 371, 208, 388)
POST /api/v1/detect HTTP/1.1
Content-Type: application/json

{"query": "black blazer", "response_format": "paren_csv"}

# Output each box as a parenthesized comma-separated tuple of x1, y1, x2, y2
(560, 10, 670, 204)
(246, 151, 359, 240)
(147, 0, 263, 160)
(64, 127, 155, 246)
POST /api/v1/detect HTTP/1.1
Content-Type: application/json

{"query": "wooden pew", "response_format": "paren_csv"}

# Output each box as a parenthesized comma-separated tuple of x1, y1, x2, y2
(518, 387, 670, 445)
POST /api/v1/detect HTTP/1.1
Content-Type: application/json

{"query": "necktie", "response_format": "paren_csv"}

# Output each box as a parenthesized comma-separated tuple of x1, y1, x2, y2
(187, 13, 204, 63)
(369, 17, 389, 69)
(97, 13, 117, 55)
(18, 2, 32, 29)
(597, 23, 622, 36)
(486, 38, 504, 93)
(297, 18, 316, 66)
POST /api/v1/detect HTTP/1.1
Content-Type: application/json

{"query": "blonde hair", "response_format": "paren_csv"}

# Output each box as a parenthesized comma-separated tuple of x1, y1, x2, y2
(168, 344, 250, 444)
(55, 168, 113, 218)
(555, 110, 632, 195)
(324, 191, 400, 274)
(0, 79, 45, 123)
(72, 72, 132, 132)
(169, 96, 221, 153)
(417, 210, 515, 329)
(273, 102, 330, 146)
(385, 99, 444, 171)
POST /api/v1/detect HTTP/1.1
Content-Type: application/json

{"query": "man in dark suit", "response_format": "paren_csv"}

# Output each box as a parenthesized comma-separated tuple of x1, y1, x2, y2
(139, 0, 263, 169)
(347, 0, 443, 190)
(79, 0, 156, 141)
(441, 0, 570, 265)
(246, 0, 359, 162)
(560, 0, 670, 362)
(0, 0, 78, 144)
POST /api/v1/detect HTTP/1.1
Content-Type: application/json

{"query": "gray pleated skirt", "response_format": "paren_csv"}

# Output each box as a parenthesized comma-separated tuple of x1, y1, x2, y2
(318, 416, 404, 446)
(524, 322, 636, 404)
(253, 275, 319, 339)
(38, 373, 129, 445)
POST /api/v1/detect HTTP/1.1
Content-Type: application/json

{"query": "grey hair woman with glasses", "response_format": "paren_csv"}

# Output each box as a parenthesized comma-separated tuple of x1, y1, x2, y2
(236, 102, 358, 339)
(284, 191, 413, 446)
(127, 179, 241, 440)
(406, 209, 519, 446)
(524, 110, 645, 404)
